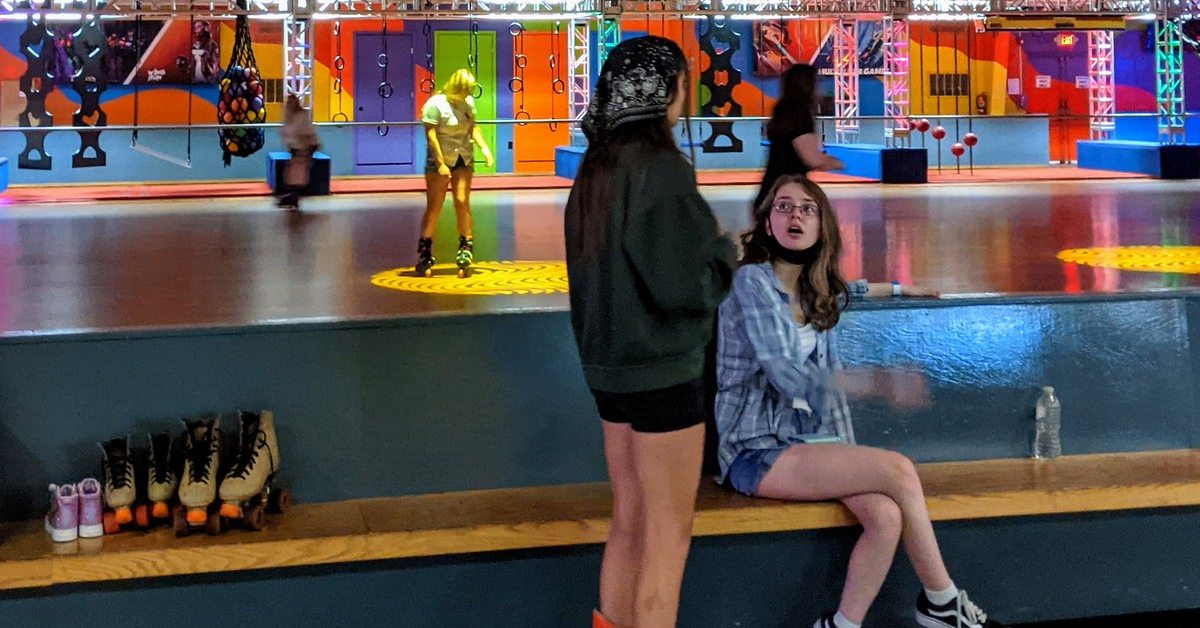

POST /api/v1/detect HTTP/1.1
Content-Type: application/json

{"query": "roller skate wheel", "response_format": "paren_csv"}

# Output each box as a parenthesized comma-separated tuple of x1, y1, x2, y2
(102, 511, 121, 535)
(186, 508, 208, 526)
(268, 489, 291, 515)
(244, 503, 267, 531)
(423, 268, 433, 278)
(205, 510, 223, 536)
(219, 502, 243, 519)
(114, 506, 133, 525)
(172, 506, 188, 537)
(134, 504, 151, 528)
(151, 501, 170, 519)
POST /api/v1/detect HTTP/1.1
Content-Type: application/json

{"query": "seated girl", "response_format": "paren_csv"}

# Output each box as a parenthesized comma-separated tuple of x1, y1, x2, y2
(715, 174, 1005, 628)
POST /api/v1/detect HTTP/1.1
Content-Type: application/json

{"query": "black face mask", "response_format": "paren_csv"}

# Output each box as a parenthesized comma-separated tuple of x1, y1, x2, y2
(768, 231, 821, 265)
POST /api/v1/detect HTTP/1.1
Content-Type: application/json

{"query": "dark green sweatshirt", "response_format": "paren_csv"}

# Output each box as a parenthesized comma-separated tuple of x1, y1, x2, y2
(564, 144, 737, 393)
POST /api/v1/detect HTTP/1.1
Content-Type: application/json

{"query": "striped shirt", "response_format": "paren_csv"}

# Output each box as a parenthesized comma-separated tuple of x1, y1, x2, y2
(714, 263, 867, 484)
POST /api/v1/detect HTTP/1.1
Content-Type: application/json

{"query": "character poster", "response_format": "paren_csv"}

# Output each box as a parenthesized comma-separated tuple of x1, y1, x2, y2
(43, 18, 221, 86)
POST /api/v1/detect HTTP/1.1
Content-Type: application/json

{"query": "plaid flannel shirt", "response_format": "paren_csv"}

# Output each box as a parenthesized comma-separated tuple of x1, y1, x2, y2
(714, 263, 867, 483)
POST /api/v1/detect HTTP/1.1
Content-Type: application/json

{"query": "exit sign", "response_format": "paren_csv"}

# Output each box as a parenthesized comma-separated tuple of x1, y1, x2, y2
(1056, 33, 1076, 48)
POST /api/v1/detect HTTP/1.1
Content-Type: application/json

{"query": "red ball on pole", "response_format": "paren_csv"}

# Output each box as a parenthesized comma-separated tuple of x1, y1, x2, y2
(951, 143, 965, 157)
(916, 119, 930, 133)
(964, 132, 979, 147)
(932, 126, 946, 140)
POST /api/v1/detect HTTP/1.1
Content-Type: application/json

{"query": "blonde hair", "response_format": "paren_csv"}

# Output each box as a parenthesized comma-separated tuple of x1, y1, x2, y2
(441, 69, 478, 98)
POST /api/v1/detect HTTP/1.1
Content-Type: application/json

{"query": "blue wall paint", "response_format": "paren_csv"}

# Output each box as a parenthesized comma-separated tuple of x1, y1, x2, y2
(1, 294, 1196, 522)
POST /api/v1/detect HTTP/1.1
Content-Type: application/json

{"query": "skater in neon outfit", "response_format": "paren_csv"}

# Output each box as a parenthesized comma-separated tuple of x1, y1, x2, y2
(416, 69, 495, 278)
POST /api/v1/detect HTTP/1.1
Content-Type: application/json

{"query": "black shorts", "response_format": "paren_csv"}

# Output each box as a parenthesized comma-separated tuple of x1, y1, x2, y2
(591, 378, 707, 434)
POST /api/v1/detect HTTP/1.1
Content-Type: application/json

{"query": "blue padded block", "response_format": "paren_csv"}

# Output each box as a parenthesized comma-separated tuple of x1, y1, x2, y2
(0, 157, 7, 192)
(555, 145, 586, 180)
(267, 151, 332, 195)
(825, 144, 928, 183)
(1077, 141, 1200, 179)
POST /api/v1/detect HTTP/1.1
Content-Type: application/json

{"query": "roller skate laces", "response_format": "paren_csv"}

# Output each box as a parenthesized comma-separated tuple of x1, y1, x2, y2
(456, 235, 474, 278)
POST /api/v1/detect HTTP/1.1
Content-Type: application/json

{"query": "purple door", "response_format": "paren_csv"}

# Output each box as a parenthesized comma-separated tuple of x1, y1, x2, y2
(354, 33, 415, 174)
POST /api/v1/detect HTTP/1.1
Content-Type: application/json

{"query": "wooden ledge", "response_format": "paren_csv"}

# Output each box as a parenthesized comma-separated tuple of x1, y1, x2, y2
(2, 450, 1199, 591)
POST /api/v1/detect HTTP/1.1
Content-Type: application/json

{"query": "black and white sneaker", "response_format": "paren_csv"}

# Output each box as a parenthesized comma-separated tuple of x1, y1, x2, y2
(915, 590, 1007, 628)
(812, 614, 837, 628)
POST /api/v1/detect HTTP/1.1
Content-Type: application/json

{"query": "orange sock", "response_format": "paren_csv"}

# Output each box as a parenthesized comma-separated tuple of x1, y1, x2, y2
(592, 609, 628, 628)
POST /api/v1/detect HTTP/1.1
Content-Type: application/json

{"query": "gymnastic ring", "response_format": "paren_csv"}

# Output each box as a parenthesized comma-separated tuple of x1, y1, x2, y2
(515, 54, 528, 69)
(333, 56, 345, 71)
(332, 78, 342, 94)
(420, 78, 436, 94)
(552, 79, 566, 94)
(474, 84, 484, 99)
(331, 111, 349, 123)
(509, 22, 523, 37)
(509, 77, 523, 93)
(378, 82, 394, 99)
(549, 120, 559, 132)
(515, 110, 531, 126)
(377, 125, 389, 137)
(377, 53, 389, 68)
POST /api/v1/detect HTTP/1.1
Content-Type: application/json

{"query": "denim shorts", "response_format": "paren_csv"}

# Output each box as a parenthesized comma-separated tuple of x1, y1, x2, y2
(727, 447, 787, 497)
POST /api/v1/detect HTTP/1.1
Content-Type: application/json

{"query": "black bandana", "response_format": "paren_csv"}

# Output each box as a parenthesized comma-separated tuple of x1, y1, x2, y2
(582, 36, 685, 143)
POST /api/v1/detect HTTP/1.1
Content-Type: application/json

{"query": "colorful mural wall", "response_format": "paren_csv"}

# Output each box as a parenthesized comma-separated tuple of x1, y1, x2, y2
(1, 17, 1197, 179)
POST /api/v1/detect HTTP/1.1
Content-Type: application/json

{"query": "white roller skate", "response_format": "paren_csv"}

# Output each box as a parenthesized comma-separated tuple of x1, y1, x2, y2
(218, 410, 288, 530)
(99, 437, 137, 534)
(174, 417, 222, 536)
(146, 431, 178, 522)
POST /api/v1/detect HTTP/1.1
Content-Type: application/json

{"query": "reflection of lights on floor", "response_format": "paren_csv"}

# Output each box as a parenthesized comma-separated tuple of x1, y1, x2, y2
(1056, 246, 1200, 274)
(371, 261, 568, 296)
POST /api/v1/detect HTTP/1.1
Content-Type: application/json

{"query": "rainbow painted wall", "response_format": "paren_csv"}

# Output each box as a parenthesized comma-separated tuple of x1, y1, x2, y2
(0, 18, 1196, 183)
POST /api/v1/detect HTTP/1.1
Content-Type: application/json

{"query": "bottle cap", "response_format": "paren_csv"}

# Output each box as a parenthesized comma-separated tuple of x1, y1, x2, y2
(1042, 386, 1054, 395)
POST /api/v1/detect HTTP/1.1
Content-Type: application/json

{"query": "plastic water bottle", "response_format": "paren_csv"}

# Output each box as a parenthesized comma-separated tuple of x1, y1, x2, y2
(1033, 386, 1061, 460)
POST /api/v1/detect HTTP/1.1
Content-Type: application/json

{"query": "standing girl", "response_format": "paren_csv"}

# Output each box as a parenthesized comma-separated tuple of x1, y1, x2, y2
(565, 36, 737, 628)
(417, 68, 495, 278)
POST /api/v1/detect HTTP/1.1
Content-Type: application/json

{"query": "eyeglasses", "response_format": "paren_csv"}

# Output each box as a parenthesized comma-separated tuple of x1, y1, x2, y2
(771, 200, 820, 218)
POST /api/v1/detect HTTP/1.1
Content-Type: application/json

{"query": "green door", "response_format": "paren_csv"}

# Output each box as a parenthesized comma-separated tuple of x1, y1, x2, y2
(435, 31, 497, 175)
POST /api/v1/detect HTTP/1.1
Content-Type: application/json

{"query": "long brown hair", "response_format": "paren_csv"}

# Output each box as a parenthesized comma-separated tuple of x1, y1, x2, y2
(740, 174, 849, 330)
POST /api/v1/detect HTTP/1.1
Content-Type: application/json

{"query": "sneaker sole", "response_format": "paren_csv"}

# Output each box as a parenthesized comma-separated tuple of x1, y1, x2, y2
(915, 612, 960, 628)
(78, 522, 104, 538)
(45, 518, 78, 543)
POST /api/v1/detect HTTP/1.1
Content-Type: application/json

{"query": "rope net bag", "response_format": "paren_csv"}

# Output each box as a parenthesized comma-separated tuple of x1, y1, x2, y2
(218, 8, 266, 166)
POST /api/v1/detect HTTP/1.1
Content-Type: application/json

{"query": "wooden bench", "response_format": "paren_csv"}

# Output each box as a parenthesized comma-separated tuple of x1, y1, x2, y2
(2, 449, 1198, 591)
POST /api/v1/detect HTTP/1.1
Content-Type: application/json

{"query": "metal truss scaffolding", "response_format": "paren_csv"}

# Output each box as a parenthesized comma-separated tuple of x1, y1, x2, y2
(832, 18, 859, 144)
(598, 16, 620, 69)
(1086, 30, 1114, 141)
(284, 0, 314, 109)
(882, 16, 910, 147)
(1154, 18, 1185, 144)
(568, 19, 589, 121)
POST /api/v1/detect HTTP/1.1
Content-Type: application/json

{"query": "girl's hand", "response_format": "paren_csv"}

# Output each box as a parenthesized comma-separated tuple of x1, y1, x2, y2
(900, 284, 940, 298)
(484, 152, 495, 168)
(437, 164, 451, 177)
(881, 368, 932, 412)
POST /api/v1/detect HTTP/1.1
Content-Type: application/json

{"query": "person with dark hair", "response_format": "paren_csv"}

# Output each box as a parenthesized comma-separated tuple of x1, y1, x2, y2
(717, 175, 1005, 628)
(565, 35, 737, 628)
(753, 64, 846, 210)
